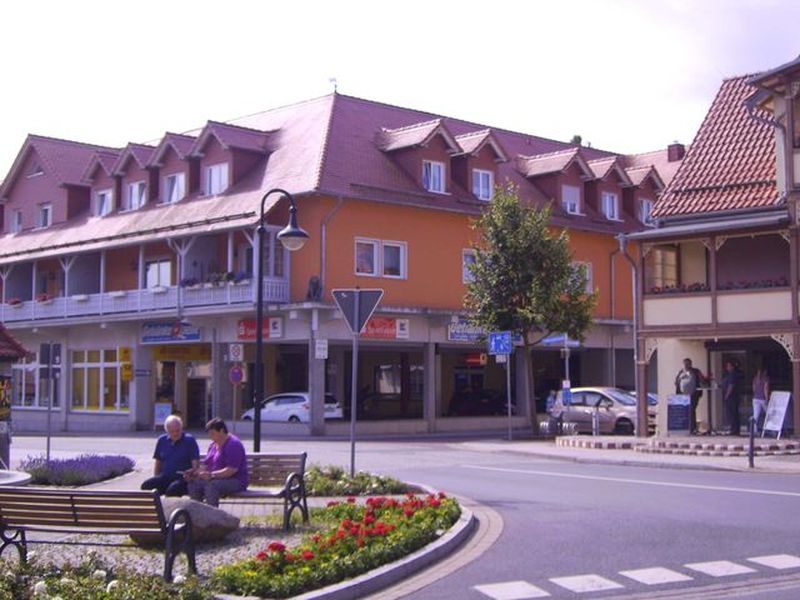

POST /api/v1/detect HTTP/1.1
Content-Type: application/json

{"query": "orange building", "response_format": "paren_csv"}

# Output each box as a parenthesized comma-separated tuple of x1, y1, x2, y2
(0, 94, 679, 434)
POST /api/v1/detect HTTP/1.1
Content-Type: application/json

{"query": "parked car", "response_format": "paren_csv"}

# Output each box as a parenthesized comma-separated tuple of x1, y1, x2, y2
(240, 392, 342, 422)
(626, 390, 659, 406)
(551, 387, 656, 435)
(449, 388, 516, 417)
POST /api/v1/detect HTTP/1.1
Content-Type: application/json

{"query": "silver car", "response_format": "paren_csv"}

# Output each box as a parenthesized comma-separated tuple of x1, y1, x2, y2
(241, 392, 343, 422)
(552, 387, 656, 435)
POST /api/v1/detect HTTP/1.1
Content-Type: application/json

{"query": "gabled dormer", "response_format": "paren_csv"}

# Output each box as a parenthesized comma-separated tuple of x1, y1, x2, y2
(452, 129, 508, 201)
(82, 150, 121, 217)
(624, 165, 665, 226)
(147, 133, 197, 204)
(188, 121, 270, 196)
(516, 148, 594, 215)
(586, 156, 633, 221)
(377, 119, 460, 194)
(112, 143, 156, 211)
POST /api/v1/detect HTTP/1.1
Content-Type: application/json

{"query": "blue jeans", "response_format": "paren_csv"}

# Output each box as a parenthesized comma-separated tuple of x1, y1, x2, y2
(141, 472, 187, 496)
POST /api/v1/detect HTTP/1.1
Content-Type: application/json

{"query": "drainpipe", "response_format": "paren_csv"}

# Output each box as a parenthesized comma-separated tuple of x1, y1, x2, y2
(609, 243, 620, 386)
(320, 196, 345, 297)
(617, 233, 644, 435)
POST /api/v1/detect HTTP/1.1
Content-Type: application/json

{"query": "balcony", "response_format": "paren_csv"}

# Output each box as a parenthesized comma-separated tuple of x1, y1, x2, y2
(0, 278, 288, 323)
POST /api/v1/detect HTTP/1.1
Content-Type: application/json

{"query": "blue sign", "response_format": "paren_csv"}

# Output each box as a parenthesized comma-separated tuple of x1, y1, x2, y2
(542, 333, 581, 348)
(142, 321, 201, 344)
(488, 331, 513, 355)
(447, 318, 484, 342)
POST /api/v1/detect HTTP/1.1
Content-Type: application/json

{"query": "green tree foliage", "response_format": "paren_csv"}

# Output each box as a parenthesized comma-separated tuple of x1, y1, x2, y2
(464, 184, 597, 425)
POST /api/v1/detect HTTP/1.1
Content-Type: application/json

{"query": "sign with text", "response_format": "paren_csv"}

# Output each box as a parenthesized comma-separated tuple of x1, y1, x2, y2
(236, 317, 283, 340)
(315, 339, 329, 360)
(153, 344, 211, 362)
(120, 363, 133, 382)
(332, 288, 384, 335)
(142, 321, 201, 344)
(447, 318, 484, 342)
(362, 317, 409, 339)
(763, 391, 791, 438)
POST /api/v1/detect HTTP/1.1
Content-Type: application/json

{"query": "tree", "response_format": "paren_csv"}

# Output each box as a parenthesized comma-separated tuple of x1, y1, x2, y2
(464, 184, 597, 431)
(570, 134, 582, 145)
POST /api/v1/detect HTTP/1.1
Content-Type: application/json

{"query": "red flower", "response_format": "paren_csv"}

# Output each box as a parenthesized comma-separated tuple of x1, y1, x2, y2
(428, 498, 441, 508)
(438, 492, 447, 499)
(364, 514, 375, 524)
(312, 534, 321, 543)
(347, 497, 356, 504)
(349, 526, 360, 535)
(327, 500, 340, 507)
(357, 538, 365, 547)
(285, 552, 296, 562)
(256, 550, 268, 561)
(404, 508, 415, 517)
(267, 541, 286, 553)
(301, 550, 315, 561)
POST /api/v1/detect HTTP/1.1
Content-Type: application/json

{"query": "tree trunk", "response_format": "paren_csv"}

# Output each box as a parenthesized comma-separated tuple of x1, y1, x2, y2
(524, 343, 540, 436)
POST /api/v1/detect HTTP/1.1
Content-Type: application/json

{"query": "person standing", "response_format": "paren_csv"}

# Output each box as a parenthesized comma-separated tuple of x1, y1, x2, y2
(186, 418, 248, 507)
(141, 415, 199, 496)
(722, 360, 742, 436)
(674, 358, 707, 434)
(751, 365, 770, 434)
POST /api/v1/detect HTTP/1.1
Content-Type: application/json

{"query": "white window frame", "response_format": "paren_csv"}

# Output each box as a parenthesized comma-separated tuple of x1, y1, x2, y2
(382, 240, 407, 279)
(95, 188, 113, 217)
(422, 160, 446, 193)
(163, 172, 186, 204)
(36, 203, 52, 229)
(11, 210, 23, 234)
(205, 162, 229, 195)
(355, 238, 379, 277)
(572, 261, 593, 294)
(472, 169, 493, 201)
(601, 191, 620, 220)
(70, 349, 129, 413)
(145, 257, 172, 288)
(462, 249, 476, 283)
(125, 180, 147, 211)
(561, 185, 581, 215)
(640, 198, 654, 225)
(11, 354, 59, 409)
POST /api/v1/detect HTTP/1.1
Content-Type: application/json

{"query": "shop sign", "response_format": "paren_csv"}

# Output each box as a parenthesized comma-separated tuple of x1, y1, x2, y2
(153, 344, 211, 361)
(362, 318, 409, 339)
(447, 318, 484, 342)
(118, 346, 132, 362)
(236, 317, 283, 340)
(142, 321, 201, 344)
(315, 339, 328, 360)
(464, 352, 488, 367)
(120, 362, 133, 382)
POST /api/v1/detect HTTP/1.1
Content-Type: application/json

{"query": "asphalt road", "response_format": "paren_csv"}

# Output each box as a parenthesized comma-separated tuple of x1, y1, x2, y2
(8, 433, 800, 599)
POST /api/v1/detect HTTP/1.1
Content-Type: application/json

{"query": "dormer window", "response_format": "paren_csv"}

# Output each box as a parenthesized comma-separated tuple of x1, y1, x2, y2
(95, 189, 113, 217)
(472, 169, 494, 201)
(422, 160, 445, 193)
(36, 203, 52, 229)
(562, 184, 581, 214)
(11, 210, 22, 234)
(205, 162, 229, 195)
(601, 192, 619, 220)
(124, 181, 146, 211)
(640, 198, 654, 225)
(163, 172, 185, 204)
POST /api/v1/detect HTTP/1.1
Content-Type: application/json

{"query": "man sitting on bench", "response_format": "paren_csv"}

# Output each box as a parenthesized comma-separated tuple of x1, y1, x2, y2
(141, 414, 199, 496)
(185, 418, 248, 507)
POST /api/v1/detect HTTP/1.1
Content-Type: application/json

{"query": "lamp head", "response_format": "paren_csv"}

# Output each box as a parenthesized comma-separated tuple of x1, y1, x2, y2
(277, 204, 309, 251)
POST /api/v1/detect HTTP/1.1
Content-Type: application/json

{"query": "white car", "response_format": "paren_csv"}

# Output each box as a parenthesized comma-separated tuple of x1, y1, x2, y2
(240, 392, 342, 422)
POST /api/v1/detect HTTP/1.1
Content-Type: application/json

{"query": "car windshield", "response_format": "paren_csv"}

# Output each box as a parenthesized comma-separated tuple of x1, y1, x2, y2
(604, 389, 637, 406)
(626, 390, 658, 406)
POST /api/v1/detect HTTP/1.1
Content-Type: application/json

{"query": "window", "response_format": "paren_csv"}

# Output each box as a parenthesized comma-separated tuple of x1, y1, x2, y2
(644, 245, 678, 291)
(355, 239, 379, 276)
(382, 242, 406, 278)
(11, 353, 60, 409)
(240, 231, 285, 278)
(145, 259, 172, 288)
(422, 160, 445, 193)
(125, 181, 146, 211)
(562, 185, 581, 214)
(462, 249, 476, 283)
(205, 163, 229, 195)
(95, 189, 113, 216)
(27, 163, 44, 178)
(601, 192, 619, 220)
(572, 261, 593, 294)
(36, 203, 52, 228)
(472, 169, 493, 200)
(11, 210, 22, 234)
(640, 198, 654, 225)
(71, 349, 129, 412)
(163, 172, 185, 204)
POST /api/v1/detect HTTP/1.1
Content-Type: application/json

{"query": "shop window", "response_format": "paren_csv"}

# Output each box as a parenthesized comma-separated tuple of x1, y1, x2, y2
(71, 349, 129, 411)
(11, 354, 59, 408)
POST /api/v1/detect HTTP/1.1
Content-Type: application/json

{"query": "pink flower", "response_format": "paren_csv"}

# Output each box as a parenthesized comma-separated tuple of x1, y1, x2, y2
(267, 541, 286, 553)
(301, 550, 315, 561)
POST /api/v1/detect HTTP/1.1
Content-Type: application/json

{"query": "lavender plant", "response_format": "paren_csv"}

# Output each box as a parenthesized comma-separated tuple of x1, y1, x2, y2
(19, 454, 134, 486)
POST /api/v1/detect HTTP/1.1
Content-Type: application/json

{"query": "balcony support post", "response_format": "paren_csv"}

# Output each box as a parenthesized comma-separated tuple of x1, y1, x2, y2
(59, 256, 75, 318)
(0, 265, 12, 323)
(227, 231, 234, 305)
(100, 251, 106, 315)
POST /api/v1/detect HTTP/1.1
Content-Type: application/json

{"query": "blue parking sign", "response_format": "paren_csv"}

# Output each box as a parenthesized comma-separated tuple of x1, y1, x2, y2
(488, 331, 513, 355)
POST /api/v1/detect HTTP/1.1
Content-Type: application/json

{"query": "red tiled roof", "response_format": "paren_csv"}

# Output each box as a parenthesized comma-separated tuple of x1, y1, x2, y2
(625, 165, 664, 190)
(454, 129, 508, 161)
(0, 324, 31, 359)
(655, 76, 778, 218)
(147, 132, 197, 166)
(376, 118, 460, 153)
(189, 121, 270, 157)
(516, 148, 593, 178)
(624, 149, 684, 187)
(587, 156, 632, 185)
(112, 143, 155, 175)
(81, 150, 121, 182)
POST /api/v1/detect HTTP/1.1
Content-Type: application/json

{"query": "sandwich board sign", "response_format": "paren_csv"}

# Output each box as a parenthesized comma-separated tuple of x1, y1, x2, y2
(763, 391, 791, 439)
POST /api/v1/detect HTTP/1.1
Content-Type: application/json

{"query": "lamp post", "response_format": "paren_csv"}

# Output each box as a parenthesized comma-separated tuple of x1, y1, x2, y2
(254, 188, 309, 452)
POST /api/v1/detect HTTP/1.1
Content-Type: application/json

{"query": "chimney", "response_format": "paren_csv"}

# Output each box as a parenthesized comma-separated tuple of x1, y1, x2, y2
(667, 142, 685, 162)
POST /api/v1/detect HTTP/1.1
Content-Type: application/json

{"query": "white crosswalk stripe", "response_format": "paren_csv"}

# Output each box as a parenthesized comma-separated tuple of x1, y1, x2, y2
(549, 574, 624, 593)
(474, 580, 550, 599)
(618, 566, 694, 585)
(684, 560, 757, 577)
(747, 554, 800, 570)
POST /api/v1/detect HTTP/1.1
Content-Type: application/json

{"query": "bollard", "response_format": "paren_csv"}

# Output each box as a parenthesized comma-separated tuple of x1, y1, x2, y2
(748, 416, 755, 469)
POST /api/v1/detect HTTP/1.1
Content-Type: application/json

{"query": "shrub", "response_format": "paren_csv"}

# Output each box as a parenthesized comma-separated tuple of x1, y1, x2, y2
(19, 454, 134, 486)
(304, 464, 407, 496)
(211, 492, 460, 598)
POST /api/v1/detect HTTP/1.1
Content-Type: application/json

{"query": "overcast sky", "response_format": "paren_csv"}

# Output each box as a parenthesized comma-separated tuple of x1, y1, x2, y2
(1, 0, 798, 173)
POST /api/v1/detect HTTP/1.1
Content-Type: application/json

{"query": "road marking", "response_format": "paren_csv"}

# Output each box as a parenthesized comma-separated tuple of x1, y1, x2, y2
(684, 560, 756, 577)
(619, 567, 693, 585)
(549, 574, 625, 593)
(747, 554, 800, 570)
(474, 581, 550, 599)
(463, 464, 800, 497)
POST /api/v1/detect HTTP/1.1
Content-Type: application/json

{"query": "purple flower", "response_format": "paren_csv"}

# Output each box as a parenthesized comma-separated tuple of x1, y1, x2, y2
(19, 454, 134, 486)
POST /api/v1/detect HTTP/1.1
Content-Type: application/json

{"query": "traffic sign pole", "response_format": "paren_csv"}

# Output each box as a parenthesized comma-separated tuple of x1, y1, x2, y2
(349, 290, 360, 477)
(506, 355, 513, 441)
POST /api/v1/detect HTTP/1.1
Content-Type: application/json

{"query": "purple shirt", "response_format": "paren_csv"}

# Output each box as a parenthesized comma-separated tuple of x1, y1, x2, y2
(204, 434, 248, 489)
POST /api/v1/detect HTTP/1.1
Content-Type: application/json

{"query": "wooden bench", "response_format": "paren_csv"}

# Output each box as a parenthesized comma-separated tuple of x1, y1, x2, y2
(221, 452, 309, 530)
(0, 487, 195, 581)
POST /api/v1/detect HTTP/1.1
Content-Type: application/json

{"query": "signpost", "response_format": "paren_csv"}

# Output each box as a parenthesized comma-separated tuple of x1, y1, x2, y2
(332, 288, 384, 476)
(39, 342, 61, 462)
(488, 332, 514, 441)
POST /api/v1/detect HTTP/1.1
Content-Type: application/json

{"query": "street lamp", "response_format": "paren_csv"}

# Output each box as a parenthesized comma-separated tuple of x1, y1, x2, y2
(254, 188, 309, 452)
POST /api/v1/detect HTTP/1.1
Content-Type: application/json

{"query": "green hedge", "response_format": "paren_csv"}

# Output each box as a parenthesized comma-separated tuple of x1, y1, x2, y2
(304, 463, 407, 496)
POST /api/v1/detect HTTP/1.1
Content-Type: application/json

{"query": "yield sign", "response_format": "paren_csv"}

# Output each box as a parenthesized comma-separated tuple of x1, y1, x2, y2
(332, 288, 384, 335)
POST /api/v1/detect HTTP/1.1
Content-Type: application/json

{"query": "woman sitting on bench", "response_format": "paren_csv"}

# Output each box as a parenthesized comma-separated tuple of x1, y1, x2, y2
(185, 418, 248, 507)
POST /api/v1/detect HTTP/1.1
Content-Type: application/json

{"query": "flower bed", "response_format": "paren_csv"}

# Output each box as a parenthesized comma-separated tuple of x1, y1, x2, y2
(211, 492, 459, 598)
(19, 454, 134, 486)
(305, 463, 407, 496)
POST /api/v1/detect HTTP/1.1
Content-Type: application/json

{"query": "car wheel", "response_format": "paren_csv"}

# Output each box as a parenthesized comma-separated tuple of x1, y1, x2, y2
(614, 418, 635, 435)
(242, 416, 252, 421)
(288, 416, 300, 423)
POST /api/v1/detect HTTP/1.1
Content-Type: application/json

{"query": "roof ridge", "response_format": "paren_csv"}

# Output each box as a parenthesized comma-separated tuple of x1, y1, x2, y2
(28, 133, 119, 152)
(221, 93, 335, 126)
(207, 120, 272, 135)
(518, 146, 579, 161)
(313, 94, 338, 193)
(454, 128, 492, 138)
(380, 118, 442, 133)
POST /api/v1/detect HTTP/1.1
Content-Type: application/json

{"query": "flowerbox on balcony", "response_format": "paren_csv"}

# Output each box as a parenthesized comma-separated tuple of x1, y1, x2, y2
(108, 290, 127, 298)
(37, 299, 53, 306)
(8, 301, 23, 308)
(71, 294, 89, 302)
(185, 284, 202, 291)
(150, 286, 167, 295)
(233, 279, 251, 287)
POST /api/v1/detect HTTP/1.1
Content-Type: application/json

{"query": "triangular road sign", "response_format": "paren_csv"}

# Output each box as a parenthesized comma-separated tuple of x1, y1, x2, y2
(332, 288, 384, 334)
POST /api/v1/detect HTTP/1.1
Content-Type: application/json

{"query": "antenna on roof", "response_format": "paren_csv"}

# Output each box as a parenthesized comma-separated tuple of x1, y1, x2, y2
(329, 77, 338, 93)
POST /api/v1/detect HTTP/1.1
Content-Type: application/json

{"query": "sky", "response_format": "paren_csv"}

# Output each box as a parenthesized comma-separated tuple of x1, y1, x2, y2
(0, 0, 798, 174)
